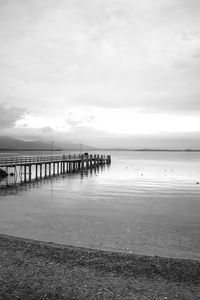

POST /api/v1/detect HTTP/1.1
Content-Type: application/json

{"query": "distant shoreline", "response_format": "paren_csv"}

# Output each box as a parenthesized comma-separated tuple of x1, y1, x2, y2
(1, 148, 200, 152)
(98, 148, 200, 152)
(0, 148, 62, 151)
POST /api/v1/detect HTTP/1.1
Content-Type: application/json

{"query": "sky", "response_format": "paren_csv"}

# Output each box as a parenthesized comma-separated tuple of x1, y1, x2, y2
(1, 0, 200, 149)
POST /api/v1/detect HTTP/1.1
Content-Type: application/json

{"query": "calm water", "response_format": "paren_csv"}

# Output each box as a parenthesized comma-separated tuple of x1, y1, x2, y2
(0, 151, 200, 260)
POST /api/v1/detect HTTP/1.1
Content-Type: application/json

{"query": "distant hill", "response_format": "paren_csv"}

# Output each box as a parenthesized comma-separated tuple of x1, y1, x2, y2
(97, 147, 200, 152)
(0, 136, 53, 150)
(0, 136, 94, 151)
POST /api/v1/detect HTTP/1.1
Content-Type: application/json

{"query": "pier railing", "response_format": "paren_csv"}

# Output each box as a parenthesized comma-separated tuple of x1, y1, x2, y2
(0, 154, 111, 167)
(0, 154, 82, 167)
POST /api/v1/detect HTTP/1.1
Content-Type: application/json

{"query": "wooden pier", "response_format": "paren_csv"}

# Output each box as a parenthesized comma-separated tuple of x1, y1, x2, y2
(0, 154, 111, 183)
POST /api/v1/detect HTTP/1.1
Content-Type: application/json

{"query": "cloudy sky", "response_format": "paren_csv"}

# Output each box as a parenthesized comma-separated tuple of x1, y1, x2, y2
(1, 0, 200, 148)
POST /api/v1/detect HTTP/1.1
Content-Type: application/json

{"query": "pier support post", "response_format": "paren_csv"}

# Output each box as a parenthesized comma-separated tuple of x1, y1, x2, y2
(90, 155, 93, 167)
(36, 164, 38, 179)
(107, 155, 111, 164)
(81, 155, 84, 169)
(28, 165, 31, 181)
(49, 163, 51, 176)
(86, 156, 89, 168)
(24, 166, 27, 182)
(44, 164, 47, 177)
(40, 164, 42, 178)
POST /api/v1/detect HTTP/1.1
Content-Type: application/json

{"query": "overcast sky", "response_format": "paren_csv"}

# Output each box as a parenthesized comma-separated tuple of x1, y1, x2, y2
(1, 0, 200, 148)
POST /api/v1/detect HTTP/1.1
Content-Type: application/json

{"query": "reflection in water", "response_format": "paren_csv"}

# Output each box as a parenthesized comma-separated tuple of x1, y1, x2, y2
(0, 164, 107, 196)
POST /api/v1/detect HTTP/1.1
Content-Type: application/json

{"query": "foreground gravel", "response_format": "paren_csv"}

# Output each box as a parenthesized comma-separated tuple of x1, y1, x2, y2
(0, 234, 200, 299)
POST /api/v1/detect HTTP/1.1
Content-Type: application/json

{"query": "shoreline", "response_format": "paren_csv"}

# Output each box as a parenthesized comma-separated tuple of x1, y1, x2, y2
(1, 232, 200, 265)
(0, 233, 200, 299)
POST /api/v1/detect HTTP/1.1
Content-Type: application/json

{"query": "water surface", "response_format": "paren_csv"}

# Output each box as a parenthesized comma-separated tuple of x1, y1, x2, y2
(0, 151, 200, 260)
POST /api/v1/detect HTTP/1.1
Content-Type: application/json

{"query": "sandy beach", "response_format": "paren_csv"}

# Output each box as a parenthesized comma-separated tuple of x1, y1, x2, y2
(0, 233, 199, 299)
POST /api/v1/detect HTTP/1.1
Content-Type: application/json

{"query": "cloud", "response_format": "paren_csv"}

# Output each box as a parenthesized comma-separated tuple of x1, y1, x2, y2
(0, 103, 25, 128)
(2, 126, 55, 142)
(174, 60, 189, 70)
(65, 111, 95, 127)
(193, 48, 200, 59)
(1, 0, 200, 148)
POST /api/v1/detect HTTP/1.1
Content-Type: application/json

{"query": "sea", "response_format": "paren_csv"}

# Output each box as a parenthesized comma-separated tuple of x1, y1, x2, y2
(0, 150, 200, 261)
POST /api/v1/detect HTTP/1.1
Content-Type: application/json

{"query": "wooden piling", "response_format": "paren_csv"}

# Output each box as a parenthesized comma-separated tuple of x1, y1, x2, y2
(40, 164, 42, 178)
(49, 163, 51, 176)
(29, 165, 31, 181)
(44, 164, 47, 177)
(36, 165, 38, 179)
(24, 166, 26, 182)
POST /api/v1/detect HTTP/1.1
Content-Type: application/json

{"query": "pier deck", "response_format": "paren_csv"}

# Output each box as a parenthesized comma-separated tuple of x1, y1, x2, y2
(0, 153, 111, 183)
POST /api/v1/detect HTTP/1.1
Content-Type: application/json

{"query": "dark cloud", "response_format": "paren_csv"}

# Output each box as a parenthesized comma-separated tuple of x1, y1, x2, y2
(3, 126, 54, 142)
(0, 103, 26, 128)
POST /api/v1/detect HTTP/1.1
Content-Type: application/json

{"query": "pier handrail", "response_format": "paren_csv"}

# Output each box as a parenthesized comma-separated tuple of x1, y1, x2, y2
(0, 154, 82, 166)
(0, 154, 108, 167)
